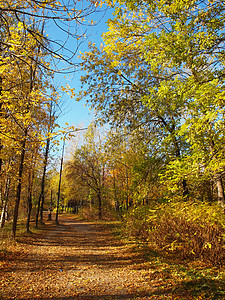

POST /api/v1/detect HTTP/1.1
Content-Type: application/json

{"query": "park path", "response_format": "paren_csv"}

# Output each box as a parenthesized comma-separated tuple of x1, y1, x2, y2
(0, 215, 172, 299)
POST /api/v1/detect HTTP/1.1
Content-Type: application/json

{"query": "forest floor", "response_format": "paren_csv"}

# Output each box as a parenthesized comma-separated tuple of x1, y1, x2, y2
(0, 213, 225, 300)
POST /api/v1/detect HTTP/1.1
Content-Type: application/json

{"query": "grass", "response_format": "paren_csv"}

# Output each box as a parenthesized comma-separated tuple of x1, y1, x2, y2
(0, 216, 46, 247)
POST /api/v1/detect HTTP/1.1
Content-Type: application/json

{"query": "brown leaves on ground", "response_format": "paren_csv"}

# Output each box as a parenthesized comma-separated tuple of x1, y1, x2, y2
(0, 214, 224, 299)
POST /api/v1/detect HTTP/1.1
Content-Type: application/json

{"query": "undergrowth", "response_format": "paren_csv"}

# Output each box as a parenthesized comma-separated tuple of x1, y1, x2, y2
(123, 201, 225, 266)
(0, 217, 45, 249)
(78, 205, 118, 221)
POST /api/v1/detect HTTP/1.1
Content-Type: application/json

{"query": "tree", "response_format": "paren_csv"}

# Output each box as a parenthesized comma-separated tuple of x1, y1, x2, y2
(0, 0, 106, 238)
(64, 125, 106, 219)
(104, 128, 165, 211)
(0, 0, 103, 71)
(78, 41, 189, 198)
(0, 14, 58, 238)
(63, 125, 166, 219)
(35, 99, 58, 227)
(78, 0, 225, 207)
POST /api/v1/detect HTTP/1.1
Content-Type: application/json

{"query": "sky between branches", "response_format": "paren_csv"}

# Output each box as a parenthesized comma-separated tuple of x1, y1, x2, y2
(52, 5, 113, 130)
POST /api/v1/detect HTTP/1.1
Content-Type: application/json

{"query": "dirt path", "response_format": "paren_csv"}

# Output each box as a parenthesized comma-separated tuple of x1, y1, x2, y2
(0, 215, 172, 299)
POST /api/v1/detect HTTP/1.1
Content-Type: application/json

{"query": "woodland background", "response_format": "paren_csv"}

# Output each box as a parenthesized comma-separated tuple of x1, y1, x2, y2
(0, 0, 225, 267)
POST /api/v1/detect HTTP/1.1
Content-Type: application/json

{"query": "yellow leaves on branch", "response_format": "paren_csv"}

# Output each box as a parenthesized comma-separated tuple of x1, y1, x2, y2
(89, 0, 105, 8)
(110, 60, 120, 68)
(61, 84, 76, 98)
(17, 22, 24, 30)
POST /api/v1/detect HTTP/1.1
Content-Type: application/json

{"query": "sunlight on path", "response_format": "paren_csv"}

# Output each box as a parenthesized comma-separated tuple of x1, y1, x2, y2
(0, 215, 172, 299)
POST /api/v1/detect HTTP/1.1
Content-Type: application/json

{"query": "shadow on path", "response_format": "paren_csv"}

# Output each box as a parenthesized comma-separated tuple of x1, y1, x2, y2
(2, 215, 224, 300)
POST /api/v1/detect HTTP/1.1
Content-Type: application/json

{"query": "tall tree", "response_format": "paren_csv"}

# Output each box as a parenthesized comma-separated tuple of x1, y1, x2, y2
(65, 125, 106, 219)
(78, 41, 189, 197)
(78, 0, 225, 206)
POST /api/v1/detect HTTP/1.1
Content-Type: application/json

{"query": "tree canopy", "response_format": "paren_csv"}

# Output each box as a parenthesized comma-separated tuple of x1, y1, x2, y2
(77, 0, 225, 207)
(1, 0, 225, 241)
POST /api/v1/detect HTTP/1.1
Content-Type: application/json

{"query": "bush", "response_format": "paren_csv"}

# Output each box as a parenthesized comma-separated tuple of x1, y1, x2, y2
(78, 206, 100, 221)
(78, 204, 118, 221)
(123, 202, 225, 265)
(123, 206, 151, 241)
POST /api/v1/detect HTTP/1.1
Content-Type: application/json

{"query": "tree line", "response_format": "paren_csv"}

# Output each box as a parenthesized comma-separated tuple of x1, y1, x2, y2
(72, 0, 225, 214)
(60, 0, 225, 263)
(1, 0, 225, 243)
(0, 0, 102, 238)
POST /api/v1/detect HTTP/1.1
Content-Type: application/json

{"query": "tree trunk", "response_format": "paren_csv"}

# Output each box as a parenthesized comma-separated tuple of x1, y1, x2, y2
(47, 190, 53, 221)
(204, 179, 213, 203)
(35, 194, 42, 228)
(182, 179, 189, 199)
(215, 174, 225, 212)
(0, 202, 7, 229)
(210, 142, 224, 210)
(26, 191, 32, 233)
(26, 171, 33, 233)
(158, 115, 189, 198)
(11, 132, 27, 239)
(36, 138, 50, 227)
(40, 138, 50, 221)
(26, 149, 37, 232)
(0, 178, 10, 228)
(97, 192, 102, 219)
(0, 76, 3, 204)
(56, 140, 65, 225)
(125, 163, 130, 210)
(113, 169, 120, 215)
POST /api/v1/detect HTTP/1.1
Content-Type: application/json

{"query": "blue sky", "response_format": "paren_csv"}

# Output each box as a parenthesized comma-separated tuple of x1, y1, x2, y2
(49, 5, 114, 130)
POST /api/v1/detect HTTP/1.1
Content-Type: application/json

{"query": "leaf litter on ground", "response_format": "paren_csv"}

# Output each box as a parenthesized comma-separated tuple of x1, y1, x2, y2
(0, 214, 224, 299)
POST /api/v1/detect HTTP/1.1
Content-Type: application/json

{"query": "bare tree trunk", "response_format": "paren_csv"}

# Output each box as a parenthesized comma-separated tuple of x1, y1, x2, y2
(35, 193, 42, 228)
(0, 75, 3, 204)
(210, 141, 225, 211)
(0, 177, 10, 228)
(47, 190, 53, 221)
(97, 191, 102, 219)
(26, 170, 34, 233)
(26, 191, 32, 233)
(215, 174, 225, 212)
(0, 203, 7, 229)
(26, 148, 38, 232)
(36, 138, 50, 227)
(11, 132, 27, 239)
(40, 138, 50, 221)
(182, 179, 189, 199)
(204, 179, 213, 203)
(56, 140, 65, 225)
(113, 169, 120, 215)
(125, 163, 129, 210)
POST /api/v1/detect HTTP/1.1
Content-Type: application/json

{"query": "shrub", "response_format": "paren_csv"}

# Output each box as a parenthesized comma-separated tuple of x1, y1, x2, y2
(78, 206, 100, 221)
(78, 204, 118, 221)
(123, 206, 151, 241)
(123, 202, 225, 265)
